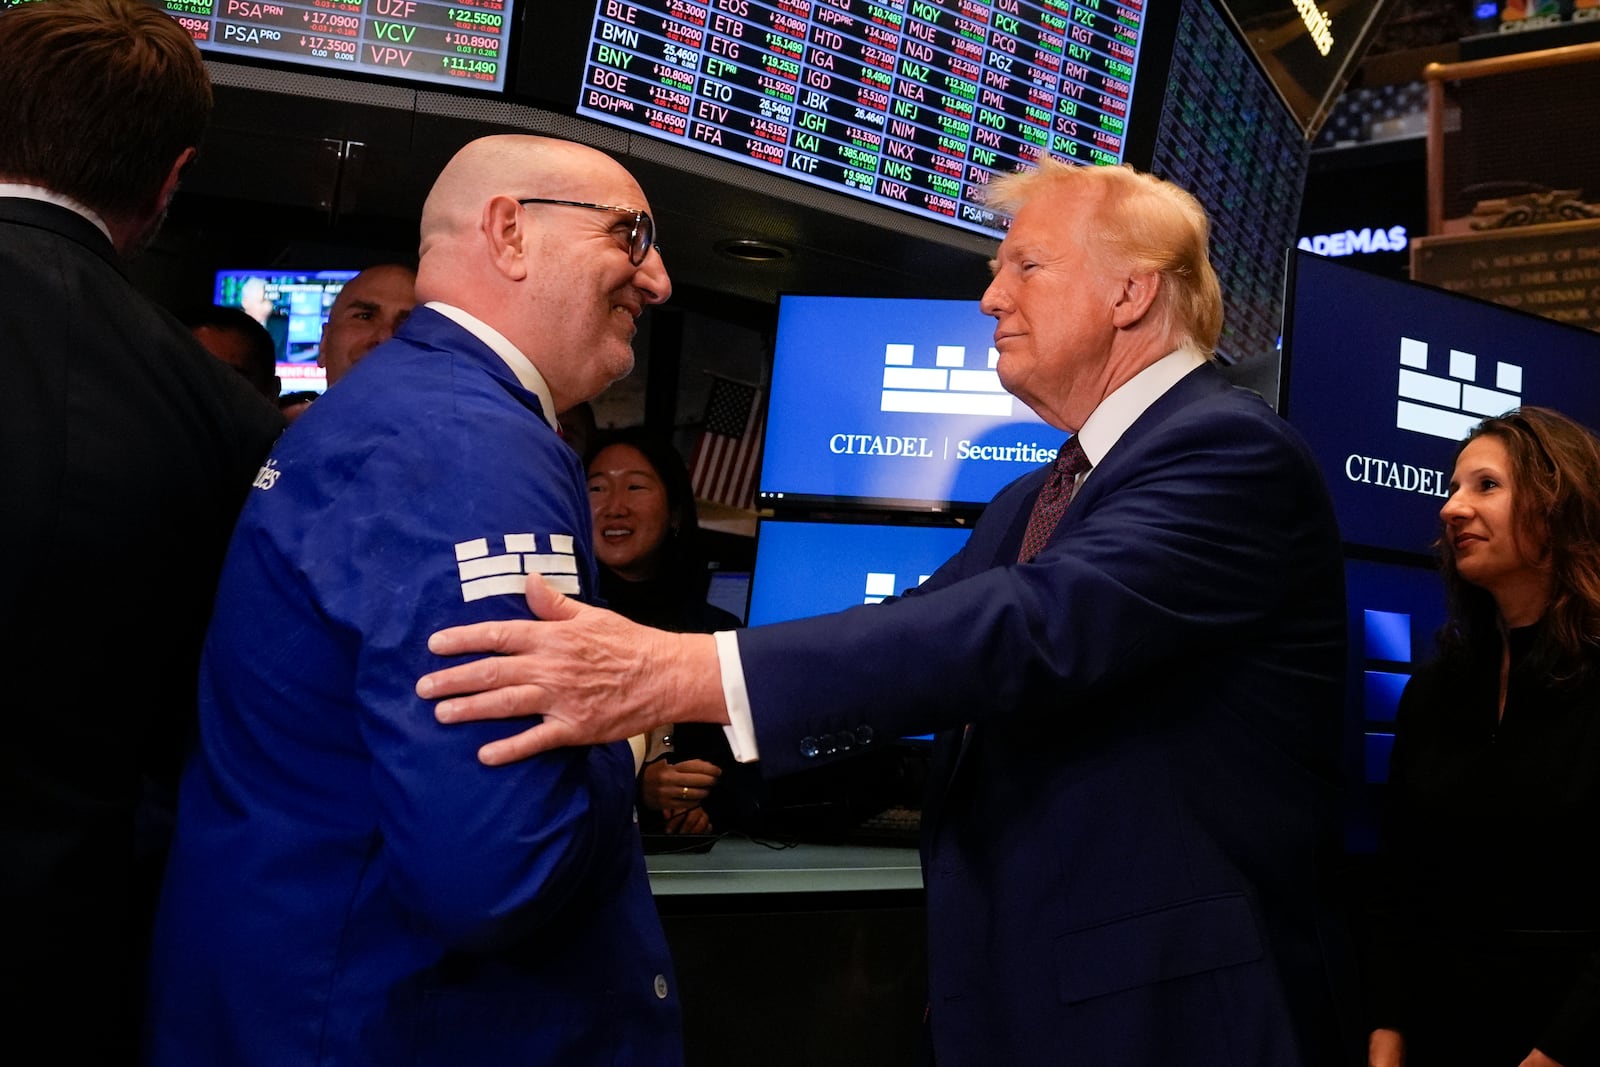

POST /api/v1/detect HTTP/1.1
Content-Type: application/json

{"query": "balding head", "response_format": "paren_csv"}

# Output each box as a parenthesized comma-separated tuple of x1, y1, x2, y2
(419, 137, 609, 258)
(416, 135, 671, 414)
(318, 264, 416, 387)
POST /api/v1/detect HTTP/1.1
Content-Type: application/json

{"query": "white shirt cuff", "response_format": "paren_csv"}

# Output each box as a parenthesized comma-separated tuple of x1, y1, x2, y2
(714, 630, 760, 763)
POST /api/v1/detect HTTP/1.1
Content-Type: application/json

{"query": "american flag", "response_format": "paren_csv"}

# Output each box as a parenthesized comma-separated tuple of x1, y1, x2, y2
(689, 376, 765, 511)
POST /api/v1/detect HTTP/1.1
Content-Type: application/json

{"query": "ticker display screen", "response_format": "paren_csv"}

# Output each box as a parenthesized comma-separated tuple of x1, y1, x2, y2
(576, 0, 1149, 236)
(158, 0, 514, 91)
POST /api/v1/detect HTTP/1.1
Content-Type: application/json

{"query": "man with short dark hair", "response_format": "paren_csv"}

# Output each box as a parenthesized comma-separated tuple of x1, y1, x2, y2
(149, 135, 679, 1066)
(418, 160, 1361, 1067)
(0, 0, 210, 254)
(0, 0, 282, 1057)
(317, 262, 417, 387)
(187, 303, 282, 401)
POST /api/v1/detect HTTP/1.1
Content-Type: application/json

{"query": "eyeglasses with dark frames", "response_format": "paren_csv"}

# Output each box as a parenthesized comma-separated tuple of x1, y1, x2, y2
(516, 198, 656, 266)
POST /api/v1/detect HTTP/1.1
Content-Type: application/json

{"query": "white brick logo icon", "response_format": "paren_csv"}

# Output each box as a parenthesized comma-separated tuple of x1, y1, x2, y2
(454, 533, 580, 602)
(881, 342, 1012, 416)
(1396, 336, 1522, 441)
(863, 570, 936, 605)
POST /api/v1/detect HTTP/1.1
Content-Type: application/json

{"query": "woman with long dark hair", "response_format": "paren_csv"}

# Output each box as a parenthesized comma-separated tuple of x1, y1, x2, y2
(1368, 407, 1600, 1067)
(585, 427, 740, 834)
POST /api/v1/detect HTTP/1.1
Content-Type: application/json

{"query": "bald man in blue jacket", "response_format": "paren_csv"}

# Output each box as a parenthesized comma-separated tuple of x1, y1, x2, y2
(148, 135, 679, 1066)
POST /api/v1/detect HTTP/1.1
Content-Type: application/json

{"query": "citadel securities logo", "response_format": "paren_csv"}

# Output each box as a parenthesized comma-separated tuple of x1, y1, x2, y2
(454, 533, 579, 602)
(863, 569, 937, 605)
(1395, 335, 1523, 441)
(1345, 336, 1525, 499)
(762, 296, 1068, 510)
(825, 338, 1056, 464)
(880, 342, 1011, 417)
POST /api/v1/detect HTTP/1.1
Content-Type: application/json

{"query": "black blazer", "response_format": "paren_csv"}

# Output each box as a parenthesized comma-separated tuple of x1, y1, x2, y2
(0, 197, 282, 1060)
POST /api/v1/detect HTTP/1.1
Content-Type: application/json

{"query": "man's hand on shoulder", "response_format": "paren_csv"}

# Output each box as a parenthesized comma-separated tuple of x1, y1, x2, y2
(417, 576, 727, 765)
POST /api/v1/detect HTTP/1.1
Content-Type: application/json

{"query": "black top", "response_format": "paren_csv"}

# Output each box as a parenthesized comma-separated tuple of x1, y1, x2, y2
(597, 566, 741, 635)
(1368, 624, 1600, 1066)
(598, 567, 746, 833)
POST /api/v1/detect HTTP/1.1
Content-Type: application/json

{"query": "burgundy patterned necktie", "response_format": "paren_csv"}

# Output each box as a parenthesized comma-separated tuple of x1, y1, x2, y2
(1017, 437, 1092, 562)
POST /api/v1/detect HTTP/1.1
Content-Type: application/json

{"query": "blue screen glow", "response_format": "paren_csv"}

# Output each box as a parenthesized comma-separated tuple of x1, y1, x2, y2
(746, 519, 973, 628)
(760, 295, 1060, 511)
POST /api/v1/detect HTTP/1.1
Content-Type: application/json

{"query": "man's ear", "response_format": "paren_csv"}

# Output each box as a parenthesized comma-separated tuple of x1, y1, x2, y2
(482, 195, 528, 281)
(157, 147, 197, 210)
(109, 147, 197, 255)
(1111, 270, 1161, 329)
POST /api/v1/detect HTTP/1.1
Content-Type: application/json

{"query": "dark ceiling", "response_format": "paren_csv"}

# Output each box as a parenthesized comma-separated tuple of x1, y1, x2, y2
(155, 59, 1000, 322)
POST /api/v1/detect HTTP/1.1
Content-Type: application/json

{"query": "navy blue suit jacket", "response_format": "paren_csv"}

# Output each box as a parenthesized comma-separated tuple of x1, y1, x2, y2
(739, 364, 1356, 1066)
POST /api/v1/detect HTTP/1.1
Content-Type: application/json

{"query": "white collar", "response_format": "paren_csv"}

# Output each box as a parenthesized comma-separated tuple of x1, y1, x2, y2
(423, 301, 560, 433)
(1074, 346, 1209, 468)
(0, 184, 113, 244)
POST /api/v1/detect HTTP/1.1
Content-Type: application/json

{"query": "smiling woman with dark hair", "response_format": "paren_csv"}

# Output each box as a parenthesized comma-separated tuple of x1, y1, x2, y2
(1368, 407, 1600, 1067)
(586, 427, 740, 834)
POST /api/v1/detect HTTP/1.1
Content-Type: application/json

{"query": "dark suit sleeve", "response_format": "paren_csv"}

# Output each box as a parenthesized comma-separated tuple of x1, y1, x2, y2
(737, 398, 1339, 777)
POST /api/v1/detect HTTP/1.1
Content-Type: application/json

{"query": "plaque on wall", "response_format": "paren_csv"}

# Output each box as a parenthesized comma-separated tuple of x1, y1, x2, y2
(1411, 219, 1600, 332)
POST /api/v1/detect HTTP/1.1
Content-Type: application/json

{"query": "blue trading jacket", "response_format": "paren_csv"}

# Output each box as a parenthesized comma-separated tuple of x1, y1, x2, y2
(147, 308, 682, 1066)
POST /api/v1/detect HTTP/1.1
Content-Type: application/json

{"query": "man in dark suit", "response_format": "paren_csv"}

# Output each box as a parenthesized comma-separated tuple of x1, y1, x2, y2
(417, 161, 1356, 1066)
(0, 0, 282, 1059)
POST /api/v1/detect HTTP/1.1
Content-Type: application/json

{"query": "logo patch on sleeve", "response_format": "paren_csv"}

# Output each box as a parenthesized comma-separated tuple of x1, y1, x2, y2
(453, 533, 580, 602)
(251, 459, 281, 490)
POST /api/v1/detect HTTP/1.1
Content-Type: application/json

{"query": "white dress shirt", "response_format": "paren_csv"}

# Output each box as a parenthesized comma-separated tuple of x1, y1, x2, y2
(0, 183, 113, 243)
(423, 301, 560, 433)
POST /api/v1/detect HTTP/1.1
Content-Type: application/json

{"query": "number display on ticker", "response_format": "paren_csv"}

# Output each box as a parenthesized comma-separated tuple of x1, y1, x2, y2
(577, 0, 1146, 236)
(163, 0, 512, 91)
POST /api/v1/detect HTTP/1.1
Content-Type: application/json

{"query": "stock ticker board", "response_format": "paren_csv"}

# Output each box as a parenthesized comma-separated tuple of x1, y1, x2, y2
(159, 0, 514, 91)
(577, 0, 1148, 236)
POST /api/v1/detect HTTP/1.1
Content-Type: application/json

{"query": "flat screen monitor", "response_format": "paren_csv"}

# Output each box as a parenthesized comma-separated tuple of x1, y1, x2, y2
(1296, 138, 1425, 283)
(563, 0, 1156, 236)
(1215, 0, 1397, 139)
(213, 268, 360, 395)
(759, 294, 1059, 512)
(1341, 555, 1446, 852)
(706, 568, 752, 622)
(1279, 250, 1600, 559)
(1148, 0, 1310, 365)
(155, 0, 516, 92)
(745, 517, 971, 627)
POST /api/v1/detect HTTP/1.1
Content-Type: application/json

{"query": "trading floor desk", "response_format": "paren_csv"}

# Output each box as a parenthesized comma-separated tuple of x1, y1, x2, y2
(647, 839, 928, 1067)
